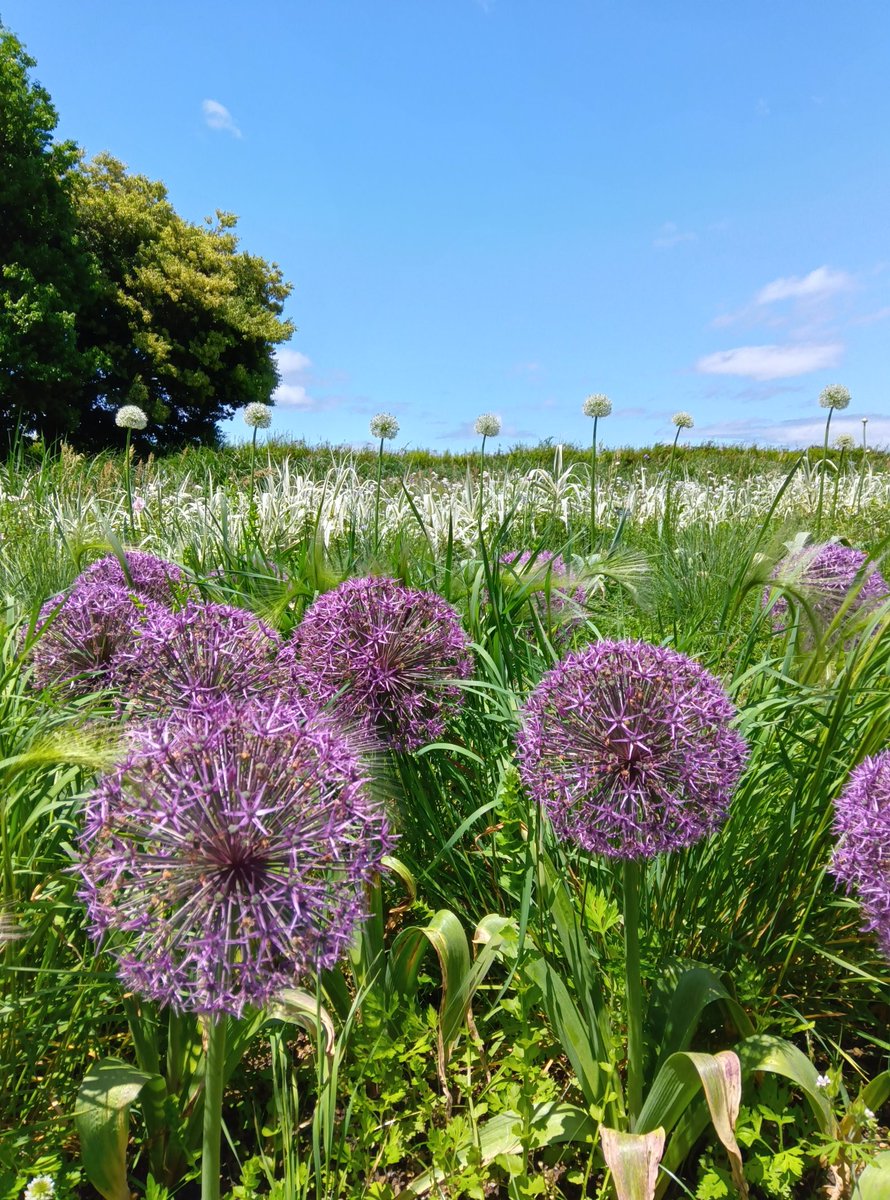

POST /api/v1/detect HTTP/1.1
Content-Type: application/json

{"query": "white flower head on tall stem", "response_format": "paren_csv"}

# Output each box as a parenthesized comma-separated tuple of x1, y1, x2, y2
(672, 411, 694, 429)
(819, 384, 851, 411)
(115, 405, 148, 431)
(583, 394, 612, 419)
(474, 413, 502, 438)
(243, 402, 273, 429)
(370, 412, 399, 440)
(834, 433, 855, 451)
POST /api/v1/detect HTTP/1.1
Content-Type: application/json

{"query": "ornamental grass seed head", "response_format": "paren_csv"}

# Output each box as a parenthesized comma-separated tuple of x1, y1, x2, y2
(115, 405, 148, 430)
(672, 411, 694, 429)
(474, 413, 502, 438)
(78, 699, 393, 1015)
(370, 412, 399, 440)
(243, 402, 273, 429)
(76, 550, 187, 607)
(831, 752, 890, 960)
(819, 384, 851, 411)
(282, 576, 473, 752)
(583, 394, 612, 419)
(766, 543, 889, 634)
(516, 639, 747, 859)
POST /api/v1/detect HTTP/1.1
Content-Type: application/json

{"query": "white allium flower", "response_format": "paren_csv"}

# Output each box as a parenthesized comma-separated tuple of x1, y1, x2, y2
(819, 384, 851, 410)
(24, 1178, 55, 1200)
(672, 411, 694, 429)
(115, 405, 148, 431)
(243, 402, 273, 429)
(583, 394, 612, 419)
(474, 413, 502, 437)
(834, 433, 855, 450)
(370, 412, 399, 440)
(815, 1074, 830, 1089)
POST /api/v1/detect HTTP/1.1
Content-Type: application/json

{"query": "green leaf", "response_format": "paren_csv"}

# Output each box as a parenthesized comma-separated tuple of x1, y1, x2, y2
(74, 1058, 166, 1200)
(600, 1125, 665, 1200)
(267, 988, 336, 1059)
(733, 1034, 834, 1135)
(856, 1151, 890, 1199)
(654, 967, 754, 1071)
(523, 953, 604, 1112)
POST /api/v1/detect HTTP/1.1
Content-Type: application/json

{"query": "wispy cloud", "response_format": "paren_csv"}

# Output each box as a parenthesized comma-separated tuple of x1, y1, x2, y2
(202, 99, 242, 138)
(755, 266, 853, 305)
(696, 342, 843, 381)
(653, 221, 697, 249)
(273, 347, 314, 407)
(695, 414, 886, 448)
(852, 305, 890, 326)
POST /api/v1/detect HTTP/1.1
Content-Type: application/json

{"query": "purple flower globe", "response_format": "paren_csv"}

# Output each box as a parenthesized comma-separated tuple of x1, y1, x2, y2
(766, 543, 888, 634)
(516, 639, 748, 858)
(831, 753, 890, 961)
(78, 700, 393, 1016)
(500, 551, 588, 647)
(283, 576, 473, 752)
(76, 550, 187, 606)
(26, 582, 166, 696)
(114, 601, 283, 713)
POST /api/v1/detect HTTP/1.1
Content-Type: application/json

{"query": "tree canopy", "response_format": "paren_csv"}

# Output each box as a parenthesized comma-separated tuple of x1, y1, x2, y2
(0, 22, 295, 452)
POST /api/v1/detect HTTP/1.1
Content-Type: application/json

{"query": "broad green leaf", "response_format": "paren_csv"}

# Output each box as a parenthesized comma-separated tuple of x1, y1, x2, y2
(856, 1151, 890, 1199)
(733, 1034, 834, 1135)
(75, 1058, 166, 1200)
(524, 953, 604, 1111)
(267, 987, 336, 1059)
(654, 967, 754, 1072)
(600, 1125, 665, 1200)
(861, 1071, 890, 1114)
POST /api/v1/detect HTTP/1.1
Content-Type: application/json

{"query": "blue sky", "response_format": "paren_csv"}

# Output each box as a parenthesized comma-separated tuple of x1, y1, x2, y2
(4, 1, 889, 449)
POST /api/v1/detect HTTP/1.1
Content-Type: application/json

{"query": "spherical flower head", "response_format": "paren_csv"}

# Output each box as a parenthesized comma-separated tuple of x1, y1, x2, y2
(370, 412, 399, 440)
(24, 1178, 55, 1200)
(243, 402, 273, 429)
(26, 583, 166, 696)
(283, 576, 473, 752)
(500, 551, 588, 649)
(474, 413, 502, 438)
(76, 550, 187, 607)
(78, 700, 393, 1015)
(765, 543, 889, 634)
(834, 433, 856, 451)
(672, 411, 694, 429)
(583, 394, 612, 419)
(115, 405, 148, 431)
(831, 752, 890, 960)
(516, 639, 748, 858)
(819, 384, 851, 411)
(114, 601, 283, 714)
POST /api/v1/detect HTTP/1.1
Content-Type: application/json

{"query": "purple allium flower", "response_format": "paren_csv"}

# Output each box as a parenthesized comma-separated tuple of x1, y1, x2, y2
(79, 700, 392, 1015)
(766, 543, 888, 635)
(500, 551, 588, 648)
(114, 602, 283, 713)
(26, 582, 166, 696)
(831, 753, 890, 961)
(516, 640, 748, 858)
(76, 550, 187, 607)
(282, 576, 473, 752)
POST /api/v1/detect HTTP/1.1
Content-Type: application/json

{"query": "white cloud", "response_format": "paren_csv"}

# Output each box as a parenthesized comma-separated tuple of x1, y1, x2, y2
(696, 342, 843, 381)
(273, 346, 313, 407)
(653, 221, 696, 249)
(756, 266, 853, 306)
(696, 414, 888, 449)
(277, 348, 312, 373)
(853, 305, 890, 326)
(202, 99, 242, 138)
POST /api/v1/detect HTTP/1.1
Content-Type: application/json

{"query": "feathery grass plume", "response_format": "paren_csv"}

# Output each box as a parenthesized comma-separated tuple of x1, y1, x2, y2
(831, 752, 890, 960)
(76, 550, 187, 606)
(114, 405, 148, 430)
(766, 542, 889, 635)
(78, 699, 393, 1016)
(26, 582, 166, 696)
(114, 601, 283, 713)
(243, 402, 273, 429)
(516, 639, 748, 858)
(500, 550, 588, 648)
(283, 576, 473, 752)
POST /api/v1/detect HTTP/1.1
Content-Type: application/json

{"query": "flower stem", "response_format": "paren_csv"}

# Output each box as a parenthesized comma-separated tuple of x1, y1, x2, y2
(248, 427, 258, 538)
(855, 423, 868, 513)
(123, 428, 134, 540)
(589, 416, 598, 551)
(663, 427, 681, 537)
(816, 408, 833, 537)
(623, 858, 644, 1128)
(477, 435, 487, 533)
(201, 1015, 227, 1200)
(373, 437, 384, 556)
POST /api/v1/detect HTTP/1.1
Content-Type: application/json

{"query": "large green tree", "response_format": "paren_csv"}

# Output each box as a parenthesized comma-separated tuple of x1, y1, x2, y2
(0, 26, 97, 442)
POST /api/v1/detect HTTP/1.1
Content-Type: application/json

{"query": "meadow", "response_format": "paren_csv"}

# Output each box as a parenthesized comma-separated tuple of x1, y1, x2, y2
(0, 428, 888, 1200)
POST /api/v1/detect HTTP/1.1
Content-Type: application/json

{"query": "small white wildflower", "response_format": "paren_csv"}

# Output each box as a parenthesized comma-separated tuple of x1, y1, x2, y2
(672, 411, 694, 429)
(370, 412, 399, 440)
(815, 1074, 830, 1089)
(474, 413, 502, 437)
(834, 433, 855, 450)
(864, 1107, 876, 1121)
(24, 1178, 55, 1200)
(243, 402, 273, 429)
(583, 394, 612, 419)
(115, 405, 148, 431)
(819, 384, 851, 410)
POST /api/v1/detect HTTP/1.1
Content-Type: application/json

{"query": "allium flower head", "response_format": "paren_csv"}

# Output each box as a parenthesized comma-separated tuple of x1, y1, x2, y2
(76, 550, 186, 607)
(819, 384, 851, 411)
(27, 583, 165, 696)
(500, 551, 588, 648)
(672, 411, 694, 429)
(766, 543, 889, 633)
(370, 412, 399, 440)
(831, 752, 890, 960)
(244, 402, 273, 429)
(24, 1178, 55, 1200)
(474, 413, 502, 437)
(583, 394, 612, 419)
(516, 639, 747, 858)
(834, 433, 856, 451)
(79, 700, 392, 1015)
(283, 576, 473, 752)
(114, 602, 283, 714)
(115, 405, 148, 430)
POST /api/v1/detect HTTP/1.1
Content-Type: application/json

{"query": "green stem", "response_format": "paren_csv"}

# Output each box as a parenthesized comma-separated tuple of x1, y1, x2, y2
(815, 408, 833, 537)
(477, 435, 487, 533)
(373, 437, 384, 556)
(855, 423, 868, 513)
(201, 1015, 227, 1200)
(589, 417, 598, 551)
(123, 428, 134, 540)
(663, 427, 681, 537)
(623, 858, 644, 1128)
(831, 447, 845, 527)
(248, 427, 258, 538)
